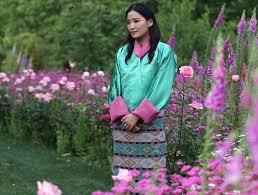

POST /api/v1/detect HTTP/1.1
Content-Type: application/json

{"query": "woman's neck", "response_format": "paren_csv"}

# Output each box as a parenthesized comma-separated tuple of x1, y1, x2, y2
(136, 34, 150, 46)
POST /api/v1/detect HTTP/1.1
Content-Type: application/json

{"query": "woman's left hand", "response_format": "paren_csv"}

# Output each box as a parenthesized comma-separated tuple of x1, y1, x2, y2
(121, 113, 140, 130)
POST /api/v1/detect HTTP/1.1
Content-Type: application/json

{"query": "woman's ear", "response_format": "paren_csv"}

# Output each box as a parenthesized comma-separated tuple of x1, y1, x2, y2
(148, 19, 153, 27)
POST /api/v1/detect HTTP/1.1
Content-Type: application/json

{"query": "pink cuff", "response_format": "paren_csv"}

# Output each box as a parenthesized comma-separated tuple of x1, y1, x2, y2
(109, 96, 130, 124)
(133, 98, 160, 123)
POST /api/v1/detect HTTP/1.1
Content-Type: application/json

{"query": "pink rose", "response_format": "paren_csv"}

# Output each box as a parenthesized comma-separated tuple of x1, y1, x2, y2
(179, 66, 194, 78)
(232, 75, 240, 82)
(103, 103, 110, 110)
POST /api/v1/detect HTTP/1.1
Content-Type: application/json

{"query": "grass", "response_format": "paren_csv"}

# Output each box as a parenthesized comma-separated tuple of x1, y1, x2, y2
(0, 134, 112, 195)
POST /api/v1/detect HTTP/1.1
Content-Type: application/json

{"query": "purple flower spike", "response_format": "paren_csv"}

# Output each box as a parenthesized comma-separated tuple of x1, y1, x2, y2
(249, 8, 257, 33)
(237, 10, 246, 43)
(167, 25, 176, 49)
(214, 4, 225, 30)
(205, 47, 227, 115)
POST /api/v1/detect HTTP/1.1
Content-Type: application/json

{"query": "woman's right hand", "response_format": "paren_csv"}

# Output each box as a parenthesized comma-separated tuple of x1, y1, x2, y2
(130, 125, 140, 133)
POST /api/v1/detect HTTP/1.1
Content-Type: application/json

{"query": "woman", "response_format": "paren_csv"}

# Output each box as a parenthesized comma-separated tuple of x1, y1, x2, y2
(107, 3, 177, 183)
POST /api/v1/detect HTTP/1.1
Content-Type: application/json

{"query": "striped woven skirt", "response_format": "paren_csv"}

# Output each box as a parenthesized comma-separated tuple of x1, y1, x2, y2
(111, 115, 167, 182)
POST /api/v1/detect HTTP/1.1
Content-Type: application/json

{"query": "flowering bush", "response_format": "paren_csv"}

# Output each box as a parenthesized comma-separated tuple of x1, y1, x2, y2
(0, 4, 257, 195)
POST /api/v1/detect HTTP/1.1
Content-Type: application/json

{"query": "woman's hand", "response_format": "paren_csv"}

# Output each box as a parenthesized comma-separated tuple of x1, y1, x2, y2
(121, 113, 140, 131)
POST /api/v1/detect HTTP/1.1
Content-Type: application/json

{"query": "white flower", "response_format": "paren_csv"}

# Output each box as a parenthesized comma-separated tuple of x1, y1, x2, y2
(88, 89, 95, 95)
(37, 180, 62, 195)
(16, 88, 23, 92)
(81, 72, 90, 80)
(97, 71, 104, 76)
(112, 168, 133, 183)
(28, 86, 35, 92)
(102, 86, 107, 93)
(23, 69, 28, 74)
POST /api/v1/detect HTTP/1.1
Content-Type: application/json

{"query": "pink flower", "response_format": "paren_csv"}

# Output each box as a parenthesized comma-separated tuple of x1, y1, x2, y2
(42, 76, 51, 82)
(232, 74, 240, 82)
(179, 66, 194, 78)
(14, 78, 23, 85)
(65, 82, 76, 91)
(91, 190, 104, 195)
(88, 89, 95, 95)
(215, 136, 234, 158)
(50, 84, 60, 92)
(173, 188, 183, 194)
(135, 179, 155, 192)
(0, 72, 7, 79)
(39, 79, 48, 87)
(129, 169, 140, 178)
(35, 93, 45, 101)
(103, 103, 110, 110)
(30, 72, 37, 80)
(181, 165, 192, 172)
(59, 77, 67, 85)
(240, 90, 251, 107)
(2, 77, 10, 83)
(111, 168, 133, 183)
(189, 101, 203, 110)
(91, 73, 97, 78)
(69, 61, 76, 68)
(142, 171, 152, 178)
(43, 92, 54, 102)
(111, 181, 132, 193)
(175, 161, 184, 166)
(36, 85, 44, 91)
(225, 154, 243, 184)
(37, 180, 62, 195)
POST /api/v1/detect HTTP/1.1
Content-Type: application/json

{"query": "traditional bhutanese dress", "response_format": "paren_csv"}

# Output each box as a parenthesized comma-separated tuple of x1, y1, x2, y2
(107, 39, 177, 182)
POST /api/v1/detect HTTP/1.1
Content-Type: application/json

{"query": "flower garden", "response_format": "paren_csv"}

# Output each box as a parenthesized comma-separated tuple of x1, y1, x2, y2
(0, 4, 258, 195)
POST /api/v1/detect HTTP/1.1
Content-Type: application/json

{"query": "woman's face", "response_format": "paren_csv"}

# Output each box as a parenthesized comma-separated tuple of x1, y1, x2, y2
(127, 10, 153, 42)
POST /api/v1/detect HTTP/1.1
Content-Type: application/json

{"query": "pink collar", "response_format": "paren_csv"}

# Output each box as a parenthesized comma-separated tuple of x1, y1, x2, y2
(134, 39, 150, 58)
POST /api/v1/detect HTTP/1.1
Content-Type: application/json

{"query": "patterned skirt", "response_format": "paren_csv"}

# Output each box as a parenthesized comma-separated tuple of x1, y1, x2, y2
(111, 115, 167, 182)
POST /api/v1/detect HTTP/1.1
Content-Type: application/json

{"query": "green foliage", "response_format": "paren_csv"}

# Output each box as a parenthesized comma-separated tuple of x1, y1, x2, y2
(157, 0, 210, 64)
(0, 85, 10, 132)
(0, 135, 112, 194)
(0, 0, 255, 71)
(3, 95, 111, 165)
(9, 102, 28, 138)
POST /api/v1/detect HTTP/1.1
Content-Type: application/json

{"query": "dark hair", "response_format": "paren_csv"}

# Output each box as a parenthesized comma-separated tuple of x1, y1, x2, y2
(124, 3, 161, 64)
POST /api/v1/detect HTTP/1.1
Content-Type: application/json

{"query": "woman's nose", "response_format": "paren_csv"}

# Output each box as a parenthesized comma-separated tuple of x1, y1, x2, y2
(129, 23, 135, 29)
